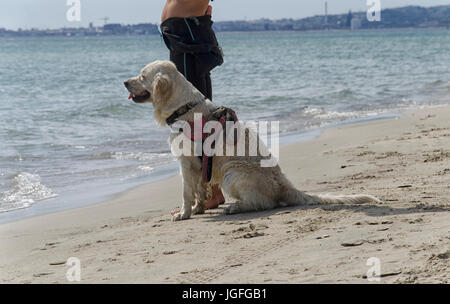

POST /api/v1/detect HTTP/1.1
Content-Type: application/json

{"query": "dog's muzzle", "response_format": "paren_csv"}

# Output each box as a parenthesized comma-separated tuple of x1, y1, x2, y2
(127, 91, 151, 103)
(124, 81, 151, 103)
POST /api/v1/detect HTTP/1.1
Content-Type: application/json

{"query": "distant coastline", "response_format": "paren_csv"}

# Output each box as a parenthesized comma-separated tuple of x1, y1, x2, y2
(0, 5, 448, 37)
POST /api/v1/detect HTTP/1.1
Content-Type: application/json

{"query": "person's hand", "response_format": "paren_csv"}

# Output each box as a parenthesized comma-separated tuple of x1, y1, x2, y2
(205, 5, 212, 16)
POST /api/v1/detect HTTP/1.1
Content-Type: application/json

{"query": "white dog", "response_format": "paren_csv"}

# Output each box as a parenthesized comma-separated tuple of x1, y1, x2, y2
(125, 60, 380, 221)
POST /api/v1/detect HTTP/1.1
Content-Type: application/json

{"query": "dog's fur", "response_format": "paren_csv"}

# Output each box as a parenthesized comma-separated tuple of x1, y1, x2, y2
(125, 60, 381, 221)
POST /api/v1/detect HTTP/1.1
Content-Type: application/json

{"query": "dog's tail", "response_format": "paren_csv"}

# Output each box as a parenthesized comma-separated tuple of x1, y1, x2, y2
(280, 180, 381, 206)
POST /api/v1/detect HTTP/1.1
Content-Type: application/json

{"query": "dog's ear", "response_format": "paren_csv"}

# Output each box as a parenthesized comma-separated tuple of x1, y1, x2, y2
(153, 73, 172, 102)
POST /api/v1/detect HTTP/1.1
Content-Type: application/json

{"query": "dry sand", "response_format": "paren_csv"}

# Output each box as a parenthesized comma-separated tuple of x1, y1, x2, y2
(1, 106, 449, 284)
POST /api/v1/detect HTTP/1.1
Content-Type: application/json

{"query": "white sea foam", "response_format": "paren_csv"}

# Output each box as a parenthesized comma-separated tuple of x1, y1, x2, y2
(111, 151, 172, 162)
(137, 165, 155, 173)
(303, 108, 360, 120)
(0, 172, 58, 213)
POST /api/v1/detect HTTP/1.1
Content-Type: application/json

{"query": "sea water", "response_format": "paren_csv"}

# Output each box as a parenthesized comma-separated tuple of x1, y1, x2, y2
(0, 29, 449, 221)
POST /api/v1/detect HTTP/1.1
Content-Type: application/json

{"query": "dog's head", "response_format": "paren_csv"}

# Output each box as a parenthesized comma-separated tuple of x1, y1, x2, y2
(125, 60, 204, 126)
(124, 60, 176, 105)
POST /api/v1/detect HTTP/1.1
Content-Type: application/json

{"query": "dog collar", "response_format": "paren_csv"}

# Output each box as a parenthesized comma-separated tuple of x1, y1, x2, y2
(166, 100, 204, 126)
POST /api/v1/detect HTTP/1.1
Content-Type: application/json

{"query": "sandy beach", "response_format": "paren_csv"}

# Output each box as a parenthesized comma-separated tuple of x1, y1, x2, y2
(1, 105, 449, 284)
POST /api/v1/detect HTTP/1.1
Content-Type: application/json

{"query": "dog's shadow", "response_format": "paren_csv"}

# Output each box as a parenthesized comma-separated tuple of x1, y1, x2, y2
(203, 202, 450, 223)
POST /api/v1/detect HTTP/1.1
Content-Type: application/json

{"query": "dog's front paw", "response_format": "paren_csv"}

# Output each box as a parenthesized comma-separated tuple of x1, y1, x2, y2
(192, 201, 205, 215)
(172, 210, 191, 221)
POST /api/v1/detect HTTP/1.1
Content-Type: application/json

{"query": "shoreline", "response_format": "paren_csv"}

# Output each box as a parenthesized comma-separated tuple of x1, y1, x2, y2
(0, 111, 400, 225)
(1, 105, 449, 283)
(1, 19, 448, 36)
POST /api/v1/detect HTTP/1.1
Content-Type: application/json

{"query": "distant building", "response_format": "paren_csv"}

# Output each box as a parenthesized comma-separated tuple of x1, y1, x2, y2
(346, 10, 353, 28)
(103, 23, 123, 33)
(351, 17, 362, 30)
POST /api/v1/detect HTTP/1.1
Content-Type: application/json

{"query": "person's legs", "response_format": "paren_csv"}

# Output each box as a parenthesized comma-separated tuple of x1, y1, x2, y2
(204, 184, 225, 209)
(170, 52, 211, 99)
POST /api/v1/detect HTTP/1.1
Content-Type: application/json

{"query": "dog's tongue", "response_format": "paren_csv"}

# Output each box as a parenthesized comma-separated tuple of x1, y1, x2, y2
(128, 93, 133, 100)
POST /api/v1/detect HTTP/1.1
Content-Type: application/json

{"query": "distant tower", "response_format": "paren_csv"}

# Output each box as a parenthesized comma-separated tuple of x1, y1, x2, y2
(325, 2, 328, 28)
(346, 10, 353, 28)
(99, 17, 110, 26)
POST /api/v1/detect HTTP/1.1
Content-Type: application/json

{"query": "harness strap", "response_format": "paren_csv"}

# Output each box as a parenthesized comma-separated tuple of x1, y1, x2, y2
(166, 101, 198, 126)
(168, 104, 239, 183)
(201, 107, 239, 183)
(202, 155, 213, 184)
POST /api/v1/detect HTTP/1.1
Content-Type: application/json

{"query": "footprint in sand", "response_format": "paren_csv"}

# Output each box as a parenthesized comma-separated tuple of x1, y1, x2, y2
(33, 272, 54, 278)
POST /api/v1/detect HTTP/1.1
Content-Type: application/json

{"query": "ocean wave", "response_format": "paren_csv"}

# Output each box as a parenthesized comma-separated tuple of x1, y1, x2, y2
(335, 88, 355, 99)
(111, 151, 173, 162)
(89, 103, 139, 117)
(302, 107, 360, 120)
(137, 165, 155, 173)
(279, 107, 371, 133)
(0, 172, 57, 213)
(426, 80, 444, 87)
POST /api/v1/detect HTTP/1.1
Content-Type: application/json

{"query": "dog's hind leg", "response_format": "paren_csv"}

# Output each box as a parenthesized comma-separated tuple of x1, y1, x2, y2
(223, 194, 277, 215)
(221, 169, 278, 215)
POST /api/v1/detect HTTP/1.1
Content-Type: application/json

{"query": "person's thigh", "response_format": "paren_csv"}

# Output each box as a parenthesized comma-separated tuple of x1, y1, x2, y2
(170, 52, 211, 100)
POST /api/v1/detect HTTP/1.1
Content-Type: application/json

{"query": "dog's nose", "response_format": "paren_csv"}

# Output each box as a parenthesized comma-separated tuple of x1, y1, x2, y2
(124, 81, 129, 88)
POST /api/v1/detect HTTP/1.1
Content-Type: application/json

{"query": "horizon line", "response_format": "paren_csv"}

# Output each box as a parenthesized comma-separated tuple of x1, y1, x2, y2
(1, 4, 448, 32)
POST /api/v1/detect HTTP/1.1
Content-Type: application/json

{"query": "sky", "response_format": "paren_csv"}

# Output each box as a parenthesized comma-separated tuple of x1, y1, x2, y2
(0, 0, 448, 30)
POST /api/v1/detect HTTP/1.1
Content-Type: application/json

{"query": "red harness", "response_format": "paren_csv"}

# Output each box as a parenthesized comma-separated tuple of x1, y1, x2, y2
(182, 108, 239, 183)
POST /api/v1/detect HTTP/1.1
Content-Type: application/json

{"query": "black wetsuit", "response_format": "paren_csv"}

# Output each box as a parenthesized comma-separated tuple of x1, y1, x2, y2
(161, 15, 223, 100)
